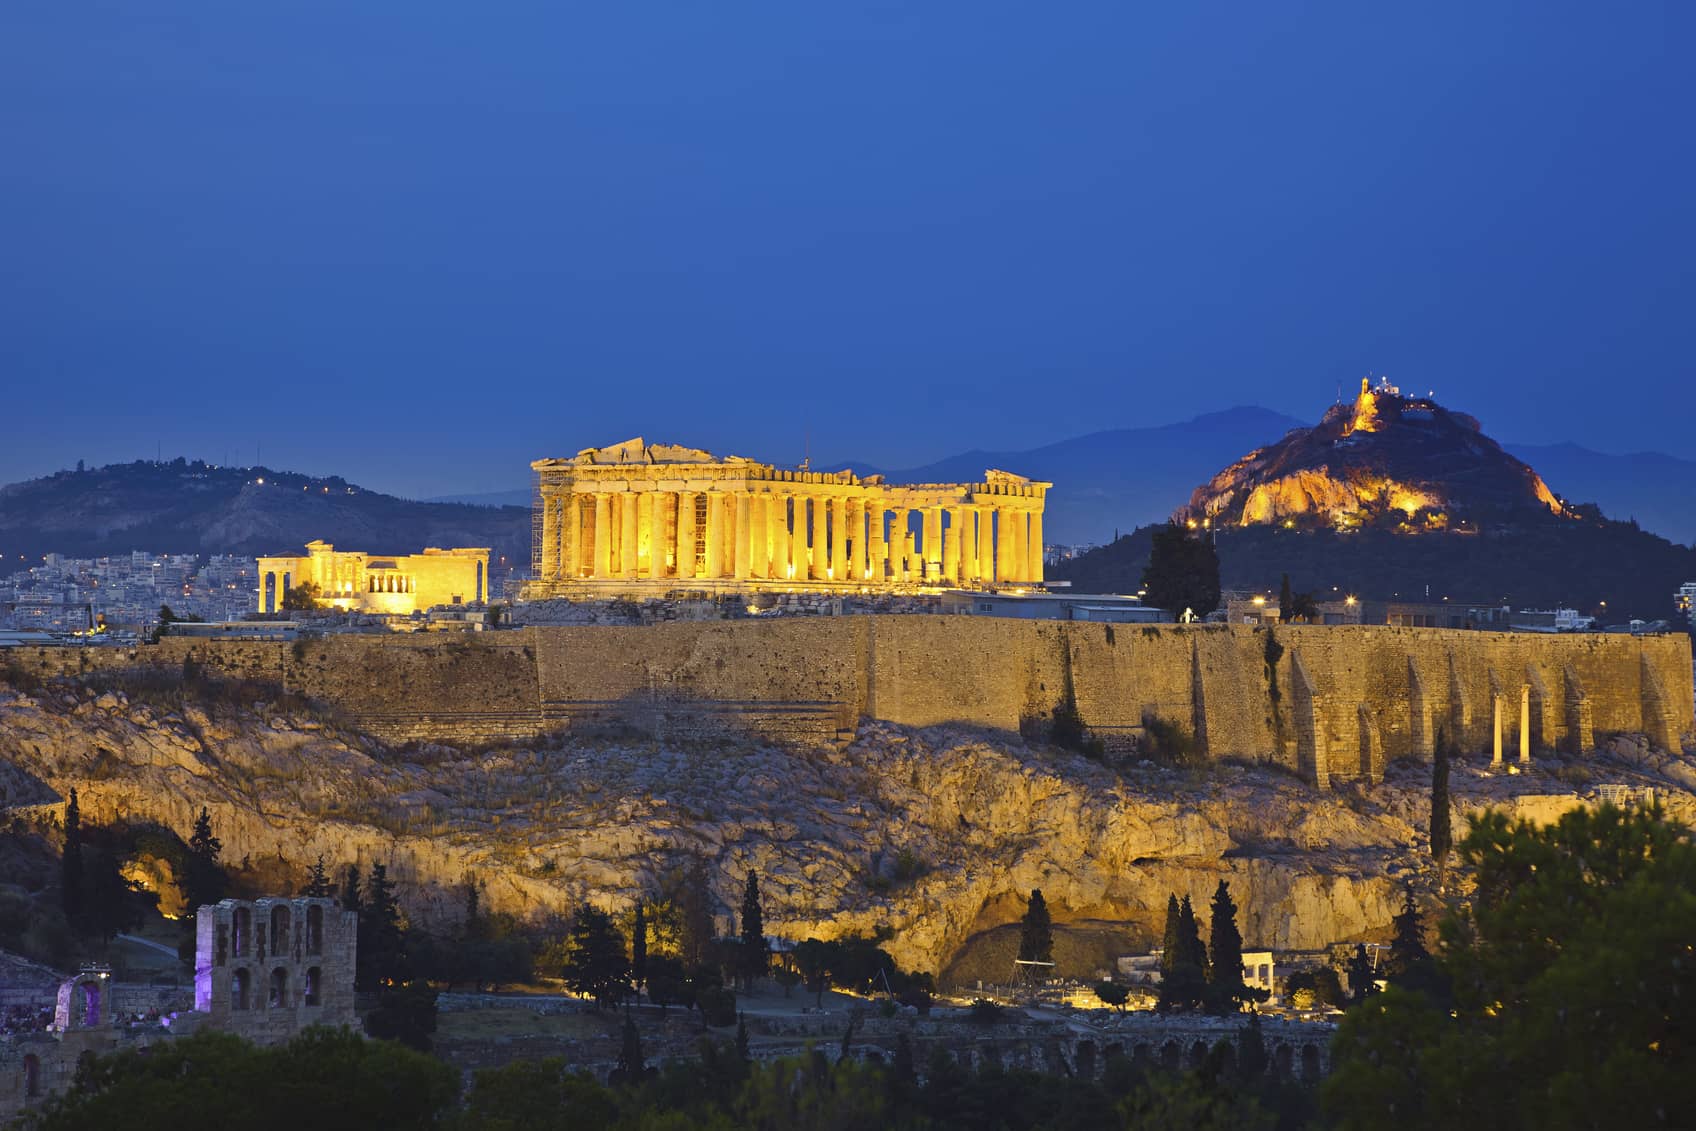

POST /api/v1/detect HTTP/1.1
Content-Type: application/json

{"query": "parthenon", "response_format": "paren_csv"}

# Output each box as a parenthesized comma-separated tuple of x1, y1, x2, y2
(527, 438, 1049, 596)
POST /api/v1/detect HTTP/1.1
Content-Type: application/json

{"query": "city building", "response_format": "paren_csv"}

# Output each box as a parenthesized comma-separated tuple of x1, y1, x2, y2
(255, 541, 490, 615)
(527, 438, 1050, 597)
(940, 590, 1169, 622)
(1677, 581, 1695, 628)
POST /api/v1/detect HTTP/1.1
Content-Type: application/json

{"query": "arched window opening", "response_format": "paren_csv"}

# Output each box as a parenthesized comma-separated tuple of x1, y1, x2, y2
(269, 967, 288, 1008)
(304, 966, 321, 1007)
(270, 905, 291, 956)
(23, 1054, 40, 1099)
(1300, 1044, 1322, 1083)
(233, 907, 251, 956)
(306, 904, 323, 955)
(232, 968, 251, 1011)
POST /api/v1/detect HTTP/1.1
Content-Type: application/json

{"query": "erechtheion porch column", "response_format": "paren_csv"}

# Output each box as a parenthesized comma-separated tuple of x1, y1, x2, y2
(592, 493, 612, 578)
(1026, 508, 1044, 583)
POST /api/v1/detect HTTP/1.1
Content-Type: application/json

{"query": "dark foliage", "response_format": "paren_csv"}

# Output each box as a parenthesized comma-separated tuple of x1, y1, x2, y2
(1141, 521, 1222, 618)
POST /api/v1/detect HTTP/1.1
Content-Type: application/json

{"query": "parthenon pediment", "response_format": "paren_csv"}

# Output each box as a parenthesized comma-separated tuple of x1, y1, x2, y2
(984, 469, 1033, 485)
(574, 438, 723, 466)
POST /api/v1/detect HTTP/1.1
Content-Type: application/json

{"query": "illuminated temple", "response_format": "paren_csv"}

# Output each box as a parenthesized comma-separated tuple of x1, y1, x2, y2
(527, 438, 1049, 596)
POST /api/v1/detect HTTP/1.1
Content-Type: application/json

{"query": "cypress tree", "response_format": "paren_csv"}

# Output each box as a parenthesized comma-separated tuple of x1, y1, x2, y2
(360, 862, 409, 990)
(1159, 893, 1181, 977)
(1279, 574, 1294, 622)
(340, 864, 362, 914)
(631, 901, 648, 990)
(61, 789, 83, 924)
(1239, 1011, 1268, 1077)
(1389, 883, 1432, 982)
(736, 1012, 751, 1062)
(1205, 880, 1247, 1014)
(739, 871, 767, 987)
(615, 1009, 645, 1082)
(1432, 729, 1453, 873)
(1347, 943, 1378, 1004)
(1178, 895, 1209, 979)
(1018, 889, 1054, 965)
(1158, 895, 1210, 1013)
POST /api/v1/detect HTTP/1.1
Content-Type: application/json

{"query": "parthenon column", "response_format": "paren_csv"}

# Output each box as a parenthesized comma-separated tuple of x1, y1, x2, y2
(788, 496, 807, 580)
(890, 508, 910, 580)
(734, 492, 752, 579)
(942, 507, 961, 583)
(648, 491, 671, 578)
(830, 496, 848, 580)
(922, 507, 941, 579)
(810, 495, 828, 579)
(539, 492, 560, 579)
(705, 492, 725, 579)
(676, 492, 697, 579)
(620, 493, 640, 579)
(976, 507, 992, 582)
(994, 507, 1014, 582)
(851, 499, 869, 580)
(592, 493, 611, 578)
(867, 502, 886, 580)
(747, 495, 768, 579)
(1025, 508, 1043, 583)
(562, 497, 581, 579)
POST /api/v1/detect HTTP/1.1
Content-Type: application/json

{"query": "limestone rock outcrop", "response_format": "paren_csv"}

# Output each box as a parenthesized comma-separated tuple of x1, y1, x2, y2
(3, 679, 1688, 978)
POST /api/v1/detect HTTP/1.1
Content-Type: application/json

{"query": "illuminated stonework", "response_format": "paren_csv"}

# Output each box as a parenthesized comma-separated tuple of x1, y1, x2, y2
(527, 438, 1049, 596)
(256, 541, 490, 614)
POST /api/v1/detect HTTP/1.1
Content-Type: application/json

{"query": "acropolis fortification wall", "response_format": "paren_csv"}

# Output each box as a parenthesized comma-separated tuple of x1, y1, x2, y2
(6, 621, 1690, 784)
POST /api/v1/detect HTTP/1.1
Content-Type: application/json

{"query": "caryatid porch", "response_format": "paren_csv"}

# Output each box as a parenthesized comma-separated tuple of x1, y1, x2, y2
(527, 438, 1050, 596)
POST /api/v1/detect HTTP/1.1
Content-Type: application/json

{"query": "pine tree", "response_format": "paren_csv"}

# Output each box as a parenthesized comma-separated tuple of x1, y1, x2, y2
(61, 789, 83, 924)
(1142, 522, 1222, 619)
(1017, 889, 1054, 966)
(302, 855, 332, 898)
(1205, 880, 1255, 1014)
(735, 1012, 751, 1062)
(1279, 574, 1294, 623)
(1159, 893, 1181, 978)
(739, 871, 767, 987)
(631, 901, 648, 990)
(1389, 884, 1432, 979)
(183, 806, 224, 912)
(1431, 728, 1453, 873)
(560, 904, 629, 1008)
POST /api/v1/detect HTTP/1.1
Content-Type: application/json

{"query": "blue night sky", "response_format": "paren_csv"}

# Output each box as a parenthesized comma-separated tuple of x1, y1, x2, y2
(2, 3, 1691, 498)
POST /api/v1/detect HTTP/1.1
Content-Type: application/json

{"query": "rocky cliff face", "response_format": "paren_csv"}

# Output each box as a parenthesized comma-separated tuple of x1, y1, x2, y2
(1180, 379, 1568, 531)
(4, 676, 1688, 980)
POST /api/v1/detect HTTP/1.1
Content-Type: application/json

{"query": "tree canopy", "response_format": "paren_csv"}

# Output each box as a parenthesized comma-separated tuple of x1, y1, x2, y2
(1141, 522, 1221, 619)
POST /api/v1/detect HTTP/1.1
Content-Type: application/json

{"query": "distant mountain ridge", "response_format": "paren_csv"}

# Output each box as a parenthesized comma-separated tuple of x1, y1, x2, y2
(0, 459, 530, 567)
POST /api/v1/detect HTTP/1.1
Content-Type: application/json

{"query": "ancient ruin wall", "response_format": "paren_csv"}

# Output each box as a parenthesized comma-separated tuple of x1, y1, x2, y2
(7, 622, 1690, 778)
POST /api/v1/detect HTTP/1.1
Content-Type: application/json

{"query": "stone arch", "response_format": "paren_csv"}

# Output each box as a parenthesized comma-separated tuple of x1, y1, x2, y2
(304, 966, 322, 1006)
(1301, 1043, 1321, 1082)
(1215, 1040, 1237, 1076)
(306, 904, 323, 955)
(232, 967, 251, 1010)
(1187, 1040, 1209, 1068)
(1132, 1043, 1152, 1069)
(1159, 1040, 1180, 1071)
(1075, 1039, 1097, 1079)
(269, 967, 289, 1008)
(233, 907, 251, 957)
(269, 904, 291, 957)
(263, 572, 278, 613)
(23, 1053, 40, 1098)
